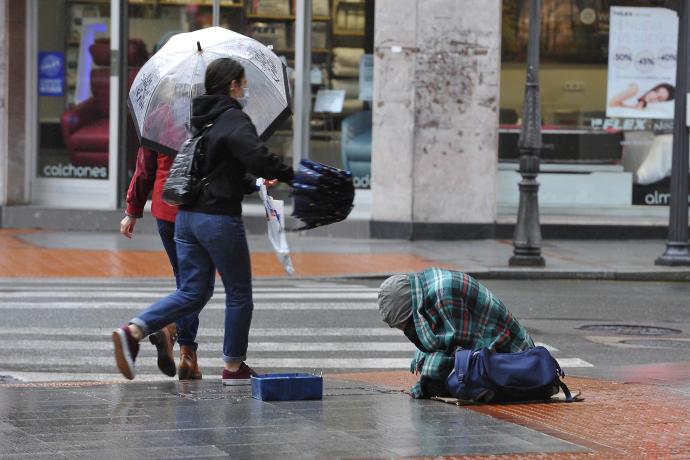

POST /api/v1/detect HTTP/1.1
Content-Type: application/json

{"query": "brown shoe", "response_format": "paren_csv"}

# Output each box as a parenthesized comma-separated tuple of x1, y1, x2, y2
(178, 345, 202, 380)
(149, 323, 177, 377)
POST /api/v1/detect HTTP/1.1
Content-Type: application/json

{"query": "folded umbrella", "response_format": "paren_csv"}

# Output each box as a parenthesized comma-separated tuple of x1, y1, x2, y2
(291, 159, 355, 230)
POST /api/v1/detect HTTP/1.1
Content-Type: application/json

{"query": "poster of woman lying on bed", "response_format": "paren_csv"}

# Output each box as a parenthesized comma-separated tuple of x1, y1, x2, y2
(606, 6, 678, 120)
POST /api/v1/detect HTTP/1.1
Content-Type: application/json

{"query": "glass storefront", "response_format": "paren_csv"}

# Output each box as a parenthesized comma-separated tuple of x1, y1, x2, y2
(499, 0, 681, 208)
(33, 0, 371, 210)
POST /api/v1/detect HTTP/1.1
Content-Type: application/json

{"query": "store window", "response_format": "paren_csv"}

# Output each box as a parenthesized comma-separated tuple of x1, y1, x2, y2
(36, 0, 110, 181)
(36, 0, 371, 196)
(242, 0, 371, 189)
(499, 0, 678, 208)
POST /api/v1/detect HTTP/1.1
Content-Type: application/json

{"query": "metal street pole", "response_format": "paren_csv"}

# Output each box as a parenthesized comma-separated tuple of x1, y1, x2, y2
(656, 0, 690, 266)
(510, 0, 545, 267)
(293, 0, 312, 170)
(115, 0, 129, 209)
(212, 0, 220, 27)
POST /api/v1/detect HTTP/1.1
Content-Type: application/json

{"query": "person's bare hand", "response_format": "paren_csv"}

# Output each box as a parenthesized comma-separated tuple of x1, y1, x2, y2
(265, 179, 278, 188)
(120, 215, 137, 239)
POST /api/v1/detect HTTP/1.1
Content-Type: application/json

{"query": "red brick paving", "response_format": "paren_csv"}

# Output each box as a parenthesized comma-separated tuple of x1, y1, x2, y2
(333, 371, 690, 459)
(0, 229, 451, 278)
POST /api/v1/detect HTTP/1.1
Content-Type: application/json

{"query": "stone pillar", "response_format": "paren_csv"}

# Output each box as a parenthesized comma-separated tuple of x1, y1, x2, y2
(371, 0, 501, 239)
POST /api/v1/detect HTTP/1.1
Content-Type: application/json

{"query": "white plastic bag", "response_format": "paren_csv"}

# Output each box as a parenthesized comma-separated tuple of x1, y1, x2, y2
(258, 178, 295, 275)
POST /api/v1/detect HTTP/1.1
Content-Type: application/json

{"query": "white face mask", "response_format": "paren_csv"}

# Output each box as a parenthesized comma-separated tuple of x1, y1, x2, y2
(239, 87, 249, 108)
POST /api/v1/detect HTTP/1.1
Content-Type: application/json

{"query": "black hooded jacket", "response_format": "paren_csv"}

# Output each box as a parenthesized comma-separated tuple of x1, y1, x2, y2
(182, 94, 294, 215)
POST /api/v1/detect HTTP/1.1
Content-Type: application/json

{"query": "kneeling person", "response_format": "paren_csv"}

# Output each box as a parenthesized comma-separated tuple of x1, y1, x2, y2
(378, 268, 534, 399)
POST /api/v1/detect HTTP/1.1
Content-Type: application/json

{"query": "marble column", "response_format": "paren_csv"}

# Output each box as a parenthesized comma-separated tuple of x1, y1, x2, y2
(371, 0, 501, 239)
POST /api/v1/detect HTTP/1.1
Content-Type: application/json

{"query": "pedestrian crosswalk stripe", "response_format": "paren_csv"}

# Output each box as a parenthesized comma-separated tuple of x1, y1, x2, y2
(0, 327, 401, 337)
(0, 291, 379, 300)
(1, 340, 415, 352)
(0, 286, 378, 293)
(534, 342, 560, 353)
(0, 356, 413, 369)
(0, 302, 377, 310)
(0, 280, 373, 289)
(554, 358, 593, 368)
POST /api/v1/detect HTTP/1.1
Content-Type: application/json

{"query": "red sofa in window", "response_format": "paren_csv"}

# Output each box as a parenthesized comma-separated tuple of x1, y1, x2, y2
(60, 38, 148, 168)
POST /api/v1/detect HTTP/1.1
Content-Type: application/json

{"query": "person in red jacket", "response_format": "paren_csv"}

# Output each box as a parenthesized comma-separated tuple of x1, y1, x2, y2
(120, 146, 213, 380)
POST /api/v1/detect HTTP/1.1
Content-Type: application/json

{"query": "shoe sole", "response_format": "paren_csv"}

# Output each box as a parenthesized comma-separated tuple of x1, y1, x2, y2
(112, 329, 135, 380)
(222, 378, 252, 386)
(149, 333, 176, 377)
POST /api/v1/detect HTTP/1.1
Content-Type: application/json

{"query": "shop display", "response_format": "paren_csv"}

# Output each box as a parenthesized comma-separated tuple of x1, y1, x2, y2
(250, 22, 288, 49)
(60, 38, 147, 168)
(332, 47, 363, 77)
(250, 0, 290, 16)
(333, 0, 365, 35)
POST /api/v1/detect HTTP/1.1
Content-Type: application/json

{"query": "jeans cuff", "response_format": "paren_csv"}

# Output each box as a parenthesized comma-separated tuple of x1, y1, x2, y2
(178, 339, 198, 350)
(129, 318, 151, 336)
(223, 354, 246, 364)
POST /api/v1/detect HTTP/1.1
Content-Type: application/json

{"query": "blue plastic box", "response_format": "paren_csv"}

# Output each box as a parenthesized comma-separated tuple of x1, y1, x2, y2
(251, 373, 323, 401)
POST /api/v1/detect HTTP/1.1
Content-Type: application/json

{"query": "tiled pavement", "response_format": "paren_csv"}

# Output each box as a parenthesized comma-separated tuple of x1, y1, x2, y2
(1, 227, 690, 458)
(1, 373, 689, 459)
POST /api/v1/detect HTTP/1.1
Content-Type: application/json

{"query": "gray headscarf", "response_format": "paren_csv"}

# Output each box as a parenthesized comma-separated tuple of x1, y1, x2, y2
(377, 274, 412, 329)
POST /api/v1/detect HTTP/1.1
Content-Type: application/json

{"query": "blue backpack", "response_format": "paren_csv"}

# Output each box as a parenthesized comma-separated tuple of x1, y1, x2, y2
(445, 346, 573, 403)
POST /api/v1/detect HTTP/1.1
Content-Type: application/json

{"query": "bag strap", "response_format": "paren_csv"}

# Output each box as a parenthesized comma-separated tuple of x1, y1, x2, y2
(558, 379, 574, 402)
(553, 357, 573, 402)
(192, 107, 236, 190)
(196, 162, 226, 190)
(454, 348, 474, 383)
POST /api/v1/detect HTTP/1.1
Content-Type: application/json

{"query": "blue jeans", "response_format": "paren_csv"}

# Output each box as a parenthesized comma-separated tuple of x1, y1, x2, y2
(133, 211, 253, 363)
(156, 219, 214, 350)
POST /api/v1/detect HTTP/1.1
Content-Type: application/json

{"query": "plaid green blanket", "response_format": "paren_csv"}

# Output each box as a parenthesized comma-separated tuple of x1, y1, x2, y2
(408, 268, 534, 398)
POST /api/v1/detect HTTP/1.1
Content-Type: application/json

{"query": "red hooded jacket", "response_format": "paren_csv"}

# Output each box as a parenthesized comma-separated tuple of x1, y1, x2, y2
(125, 146, 177, 223)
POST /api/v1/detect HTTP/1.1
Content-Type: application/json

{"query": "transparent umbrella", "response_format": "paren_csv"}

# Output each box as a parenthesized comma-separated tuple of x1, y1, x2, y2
(128, 26, 291, 156)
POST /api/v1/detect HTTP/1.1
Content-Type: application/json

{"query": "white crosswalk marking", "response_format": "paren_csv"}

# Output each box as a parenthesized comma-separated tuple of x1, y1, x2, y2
(0, 302, 379, 310)
(2, 340, 416, 352)
(0, 278, 593, 383)
(0, 291, 379, 300)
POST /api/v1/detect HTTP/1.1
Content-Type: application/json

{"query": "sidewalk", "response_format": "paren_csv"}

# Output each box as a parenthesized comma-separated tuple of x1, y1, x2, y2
(1, 227, 689, 280)
(2, 227, 690, 458)
(2, 370, 689, 459)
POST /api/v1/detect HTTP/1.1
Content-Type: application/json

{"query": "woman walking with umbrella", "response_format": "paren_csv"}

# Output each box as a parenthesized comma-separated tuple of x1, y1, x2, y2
(112, 57, 294, 384)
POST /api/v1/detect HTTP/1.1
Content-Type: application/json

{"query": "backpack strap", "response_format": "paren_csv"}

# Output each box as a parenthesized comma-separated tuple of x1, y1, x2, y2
(558, 379, 574, 402)
(553, 358, 573, 402)
(192, 107, 236, 192)
(453, 348, 476, 383)
(196, 163, 226, 191)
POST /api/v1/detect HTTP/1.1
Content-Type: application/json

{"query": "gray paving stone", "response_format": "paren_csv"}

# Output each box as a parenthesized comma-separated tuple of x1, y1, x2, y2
(0, 379, 586, 458)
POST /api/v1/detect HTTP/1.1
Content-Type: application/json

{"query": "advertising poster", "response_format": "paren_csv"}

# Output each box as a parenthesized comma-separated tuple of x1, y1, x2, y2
(606, 7, 678, 120)
(38, 52, 65, 97)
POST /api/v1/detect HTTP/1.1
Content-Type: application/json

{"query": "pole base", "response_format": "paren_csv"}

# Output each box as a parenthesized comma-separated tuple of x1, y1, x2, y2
(655, 243, 690, 266)
(509, 254, 546, 267)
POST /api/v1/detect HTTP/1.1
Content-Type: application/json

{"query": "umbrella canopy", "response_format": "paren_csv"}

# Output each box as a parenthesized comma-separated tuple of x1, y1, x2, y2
(291, 159, 355, 231)
(128, 27, 291, 156)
